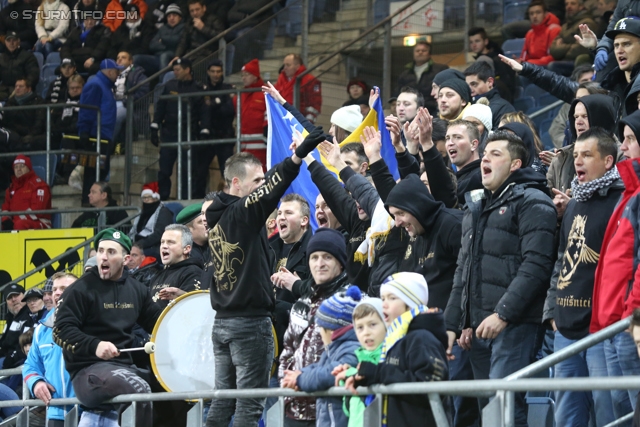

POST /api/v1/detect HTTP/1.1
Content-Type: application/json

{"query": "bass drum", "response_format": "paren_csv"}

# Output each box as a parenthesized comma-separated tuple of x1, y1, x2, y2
(150, 290, 216, 392)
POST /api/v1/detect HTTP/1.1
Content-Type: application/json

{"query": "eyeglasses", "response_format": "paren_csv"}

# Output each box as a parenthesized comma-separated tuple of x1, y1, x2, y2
(141, 195, 155, 201)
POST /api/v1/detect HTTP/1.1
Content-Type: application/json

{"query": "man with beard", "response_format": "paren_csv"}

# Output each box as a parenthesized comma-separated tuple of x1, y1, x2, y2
(438, 79, 471, 121)
(53, 228, 162, 427)
(149, 224, 202, 308)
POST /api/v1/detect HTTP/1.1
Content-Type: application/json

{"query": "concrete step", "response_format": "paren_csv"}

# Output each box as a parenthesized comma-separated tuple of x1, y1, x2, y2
(340, 0, 369, 10)
(297, 29, 362, 46)
(309, 20, 367, 33)
(336, 8, 368, 22)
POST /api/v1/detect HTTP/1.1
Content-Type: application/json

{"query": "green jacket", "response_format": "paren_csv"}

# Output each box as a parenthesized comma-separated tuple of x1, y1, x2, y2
(343, 345, 382, 427)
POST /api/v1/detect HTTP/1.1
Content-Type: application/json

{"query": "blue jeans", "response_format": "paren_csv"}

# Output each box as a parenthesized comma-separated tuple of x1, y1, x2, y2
(113, 101, 126, 143)
(0, 382, 20, 419)
(34, 39, 63, 58)
(470, 322, 543, 427)
(554, 331, 615, 427)
(206, 316, 274, 427)
(449, 343, 479, 427)
(604, 332, 640, 422)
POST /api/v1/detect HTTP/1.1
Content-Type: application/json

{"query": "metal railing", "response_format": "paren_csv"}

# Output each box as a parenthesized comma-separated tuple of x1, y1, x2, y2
(0, 103, 102, 187)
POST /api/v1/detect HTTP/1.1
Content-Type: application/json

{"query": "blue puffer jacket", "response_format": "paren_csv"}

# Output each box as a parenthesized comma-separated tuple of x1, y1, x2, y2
(23, 310, 76, 421)
(77, 71, 116, 141)
(297, 326, 359, 427)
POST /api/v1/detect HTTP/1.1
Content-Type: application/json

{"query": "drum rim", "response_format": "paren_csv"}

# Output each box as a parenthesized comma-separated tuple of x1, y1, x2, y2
(150, 289, 211, 393)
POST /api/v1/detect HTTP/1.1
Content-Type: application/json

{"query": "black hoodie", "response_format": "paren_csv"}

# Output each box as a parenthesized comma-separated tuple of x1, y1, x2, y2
(456, 159, 483, 208)
(205, 157, 302, 318)
(148, 257, 203, 309)
(53, 267, 162, 378)
(445, 168, 556, 332)
(498, 122, 547, 176)
(357, 310, 451, 427)
(385, 174, 463, 311)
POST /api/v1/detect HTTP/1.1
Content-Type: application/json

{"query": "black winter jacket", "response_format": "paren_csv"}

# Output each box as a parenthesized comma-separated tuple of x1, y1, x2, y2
(357, 310, 451, 427)
(445, 168, 557, 333)
(0, 48, 40, 99)
(203, 77, 235, 138)
(519, 61, 578, 104)
(269, 228, 312, 303)
(72, 199, 130, 228)
(61, 24, 112, 74)
(148, 257, 203, 308)
(205, 157, 302, 318)
(153, 78, 211, 136)
(108, 19, 156, 58)
(0, 1, 37, 47)
(600, 61, 640, 118)
(385, 174, 463, 310)
(2, 92, 46, 138)
(0, 305, 35, 369)
(455, 159, 483, 208)
(174, 13, 225, 59)
(308, 161, 371, 292)
(395, 60, 449, 116)
(481, 88, 516, 130)
(53, 267, 162, 378)
(131, 258, 163, 287)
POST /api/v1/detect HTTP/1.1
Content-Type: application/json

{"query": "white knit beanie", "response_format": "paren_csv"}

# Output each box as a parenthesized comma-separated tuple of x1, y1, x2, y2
(330, 105, 363, 133)
(353, 297, 385, 323)
(463, 102, 493, 132)
(380, 272, 429, 309)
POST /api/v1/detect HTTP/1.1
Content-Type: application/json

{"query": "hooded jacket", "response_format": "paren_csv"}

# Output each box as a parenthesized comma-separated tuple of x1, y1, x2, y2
(521, 12, 562, 66)
(53, 267, 162, 378)
(385, 175, 463, 311)
(601, 61, 640, 118)
(357, 311, 450, 427)
(596, 0, 640, 54)
(274, 64, 322, 123)
(544, 176, 624, 339)
(71, 199, 129, 228)
(77, 71, 117, 141)
(445, 168, 556, 332)
(308, 161, 371, 292)
(547, 94, 618, 192)
(296, 326, 359, 427)
(131, 256, 162, 287)
(456, 159, 483, 207)
(591, 159, 640, 332)
(279, 272, 350, 422)
(625, 70, 640, 117)
(205, 157, 302, 318)
(148, 257, 203, 308)
(1, 169, 52, 228)
(550, 9, 596, 61)
(23, 309, 76, 421)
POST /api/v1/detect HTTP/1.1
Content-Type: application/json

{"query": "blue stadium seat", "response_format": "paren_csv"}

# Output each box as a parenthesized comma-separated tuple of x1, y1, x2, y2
(541, 131, 554, 150)
(33, 52, 44, 71)
(514, 85, 524, 100)
(526, 368, 555, 427)
(514, 96, 536, 114)
(30, 154, 57, 186)
(51, 212, 61, 229)
(502, 38, 525, 59)
(164, 202, 184, 222)
(503, 2, 529, 24)
(41, 63, 58, 80)
(524, 84, 548, 100)
(40, 75, 57, 99)
(45, 52, 61, 65)
(538, 93, 560, 107)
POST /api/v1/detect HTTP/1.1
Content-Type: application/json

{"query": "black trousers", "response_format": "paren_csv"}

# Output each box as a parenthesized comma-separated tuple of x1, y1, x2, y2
(72, 362, 152, 427)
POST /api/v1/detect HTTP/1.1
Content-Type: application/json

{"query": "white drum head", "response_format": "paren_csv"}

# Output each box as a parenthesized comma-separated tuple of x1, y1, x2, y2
(150, 290, 216, 392)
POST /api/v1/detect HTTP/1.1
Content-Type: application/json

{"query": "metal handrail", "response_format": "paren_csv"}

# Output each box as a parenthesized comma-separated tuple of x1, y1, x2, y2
(293, 0, 424, 108)
(1, 211, 140, 291)
(506, 316, 631, 381)
(125, 0, 283, 95)
(0, 102, 102, 186)
(528, 99, 564, 119)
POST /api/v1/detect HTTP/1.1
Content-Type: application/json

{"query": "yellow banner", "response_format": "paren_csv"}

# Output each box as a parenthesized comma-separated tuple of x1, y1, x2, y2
(0, 228, 92, 290)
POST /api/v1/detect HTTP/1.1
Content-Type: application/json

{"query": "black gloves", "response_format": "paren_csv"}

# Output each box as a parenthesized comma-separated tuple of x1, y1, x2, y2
(150, 127, 159, 147)
(295, 126, 325, 159)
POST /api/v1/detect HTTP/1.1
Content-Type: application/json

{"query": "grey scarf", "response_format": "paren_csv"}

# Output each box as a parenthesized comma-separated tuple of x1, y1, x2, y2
(570, 166, 620, 202)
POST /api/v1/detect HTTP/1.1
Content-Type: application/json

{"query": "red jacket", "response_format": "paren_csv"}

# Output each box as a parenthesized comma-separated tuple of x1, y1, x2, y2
(2, 170, 52, 228)
(521, 13, 561, 66)
(591, 160, 640, 333)
(274, 65, 322, 124)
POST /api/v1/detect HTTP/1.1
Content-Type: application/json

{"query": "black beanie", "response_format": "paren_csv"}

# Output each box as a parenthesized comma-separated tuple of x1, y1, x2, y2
(439, 78, 471, 103)
(619, 109, 640, 141)
(433, 69, 465, 86)
(307, 228, 347, 269)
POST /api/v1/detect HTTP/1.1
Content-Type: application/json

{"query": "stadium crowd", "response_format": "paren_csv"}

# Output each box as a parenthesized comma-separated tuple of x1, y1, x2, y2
(5, 0, 640, 426)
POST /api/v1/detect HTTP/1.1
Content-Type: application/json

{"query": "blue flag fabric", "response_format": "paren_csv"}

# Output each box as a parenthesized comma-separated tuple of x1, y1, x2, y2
(373, 93, 399, 180)
(266, 94, 320, 230)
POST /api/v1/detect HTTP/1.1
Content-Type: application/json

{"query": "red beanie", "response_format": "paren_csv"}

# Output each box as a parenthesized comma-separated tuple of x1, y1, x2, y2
(346, 79, 368, 94)
(13, 154, 32, 170)
(141, 182, 160, 200)
(242, 59, 261, 79)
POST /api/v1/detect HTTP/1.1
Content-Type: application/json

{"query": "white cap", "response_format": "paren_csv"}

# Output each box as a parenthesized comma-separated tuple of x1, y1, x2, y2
(330, 105, 363, 133)
(463, 102, 493, 131)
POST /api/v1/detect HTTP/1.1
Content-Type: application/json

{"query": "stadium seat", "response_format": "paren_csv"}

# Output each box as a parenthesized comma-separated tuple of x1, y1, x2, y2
(514, 96, 536, 114)
(45, 52, 61, 65)
(164, 202, 184, 222)
(30, 154, 57, 186)
(41, 63, 58, 80)
(541, 131, 554, 150)
(502, 38, 525, 59)
(538, 93, 560, 107)
(51, 212, 61, 229)
(526, 368, 555, 427)
(40, 75, 57, 99)
(33, 52, 44, 71)
(503, 2, 529, 24)
(514, 85, 524, 100)
(524, 84, 548, 100)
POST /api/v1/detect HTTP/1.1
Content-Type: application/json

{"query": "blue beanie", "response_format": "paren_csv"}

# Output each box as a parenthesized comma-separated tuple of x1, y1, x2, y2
(316, 286, 362, 330)
(307, 228, 347, 269)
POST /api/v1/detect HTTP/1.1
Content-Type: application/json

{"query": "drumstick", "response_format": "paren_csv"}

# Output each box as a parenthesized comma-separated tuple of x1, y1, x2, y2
(64, 135, 108, 144)
(119, 342, 156, 354)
